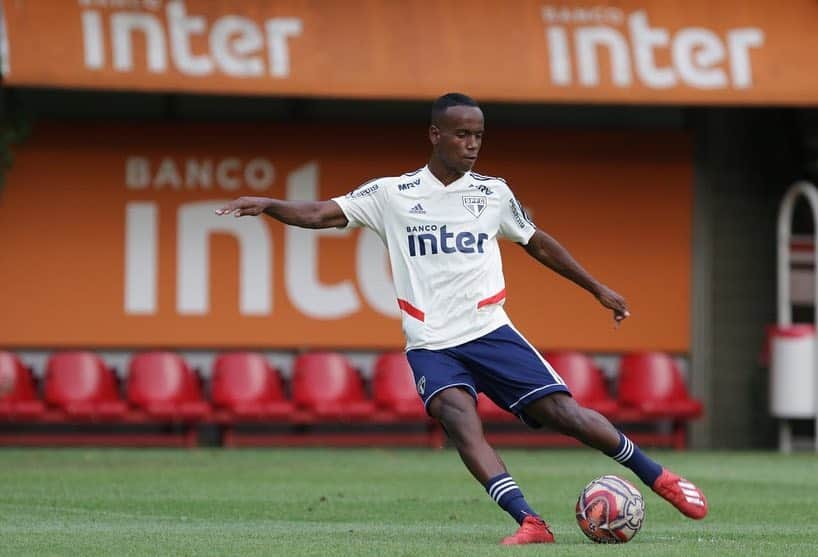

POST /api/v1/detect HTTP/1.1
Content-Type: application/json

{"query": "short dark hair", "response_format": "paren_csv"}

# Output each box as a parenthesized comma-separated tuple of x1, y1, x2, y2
(431, 92, 479, 125)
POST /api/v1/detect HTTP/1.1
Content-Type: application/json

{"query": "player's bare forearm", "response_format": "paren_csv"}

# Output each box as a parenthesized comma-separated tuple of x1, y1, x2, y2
(215, 197, 348, 229)
(260, 198, 348, 229)
(523, 229, 601, 294)
(522, 229, 630, 323)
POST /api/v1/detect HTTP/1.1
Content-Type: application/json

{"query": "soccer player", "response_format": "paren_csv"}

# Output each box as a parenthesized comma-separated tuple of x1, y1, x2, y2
(216, 93, 708, 544)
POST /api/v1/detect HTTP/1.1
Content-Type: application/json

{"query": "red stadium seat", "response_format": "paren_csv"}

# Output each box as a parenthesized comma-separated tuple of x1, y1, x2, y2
(0, 352, 44, 419)
(44, 352, 127, 419)
(617, 352, 703, 419)
(291, 352, 374, 420)
(127, 352, 210, 420)
(211, 352, 293, 419)
(543, 351, 619, 417)
(372, 352, 427, 419)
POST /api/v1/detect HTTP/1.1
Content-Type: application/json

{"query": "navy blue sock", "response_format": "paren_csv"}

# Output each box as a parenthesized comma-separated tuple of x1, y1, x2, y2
(485, 473, 539, 524)
(606, 432, 663, 486)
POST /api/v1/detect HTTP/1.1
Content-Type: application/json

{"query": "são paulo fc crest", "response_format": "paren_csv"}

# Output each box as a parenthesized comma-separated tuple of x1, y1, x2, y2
(462, 195, 487, 218)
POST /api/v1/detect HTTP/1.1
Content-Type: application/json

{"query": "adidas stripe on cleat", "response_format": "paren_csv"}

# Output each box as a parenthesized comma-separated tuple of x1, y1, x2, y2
(652, 468, 708, 520)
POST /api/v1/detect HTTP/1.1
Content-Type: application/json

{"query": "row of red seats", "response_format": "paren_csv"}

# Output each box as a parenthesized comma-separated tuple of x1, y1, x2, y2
(0, 350, 701, 447)
(0, 350, 702, 422)
(0, 351, 427, 423)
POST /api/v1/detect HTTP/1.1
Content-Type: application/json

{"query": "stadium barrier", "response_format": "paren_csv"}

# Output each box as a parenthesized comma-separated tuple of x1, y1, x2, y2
(0, 350, 701, 448)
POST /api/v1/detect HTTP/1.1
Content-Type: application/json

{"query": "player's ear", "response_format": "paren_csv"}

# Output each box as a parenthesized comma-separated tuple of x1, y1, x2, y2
(429, 124, 440, 146)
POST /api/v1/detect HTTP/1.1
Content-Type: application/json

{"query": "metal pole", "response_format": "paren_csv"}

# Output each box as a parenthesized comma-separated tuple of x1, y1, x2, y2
(776, 181, 818, 453)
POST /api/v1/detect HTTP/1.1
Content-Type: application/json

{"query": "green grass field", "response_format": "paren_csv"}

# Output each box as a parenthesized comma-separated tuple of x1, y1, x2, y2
(0, 448, 816, 556)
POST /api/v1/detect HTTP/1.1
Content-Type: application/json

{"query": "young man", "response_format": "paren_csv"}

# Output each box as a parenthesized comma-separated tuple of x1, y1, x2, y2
(216, 93, 708, 544)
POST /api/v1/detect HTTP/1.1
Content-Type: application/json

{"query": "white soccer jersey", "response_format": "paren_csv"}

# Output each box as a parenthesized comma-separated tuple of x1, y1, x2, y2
(333, 166, 536, 351)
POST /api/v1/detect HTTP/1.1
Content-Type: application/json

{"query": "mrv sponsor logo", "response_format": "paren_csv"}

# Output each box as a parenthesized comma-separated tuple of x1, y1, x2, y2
(398, 178, 421, 191)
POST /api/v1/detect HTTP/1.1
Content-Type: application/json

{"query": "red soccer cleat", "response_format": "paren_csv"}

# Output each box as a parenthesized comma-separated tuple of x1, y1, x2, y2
(652, 468, 708, 519)
(500, 516, 555, 545)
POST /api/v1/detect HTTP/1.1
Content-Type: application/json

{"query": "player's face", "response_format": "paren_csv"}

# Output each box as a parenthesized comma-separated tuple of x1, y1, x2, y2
(430, 106, 484, 174)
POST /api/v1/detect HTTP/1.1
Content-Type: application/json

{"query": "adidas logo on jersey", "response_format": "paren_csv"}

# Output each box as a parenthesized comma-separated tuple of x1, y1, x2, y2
(409, 203, 426, 214)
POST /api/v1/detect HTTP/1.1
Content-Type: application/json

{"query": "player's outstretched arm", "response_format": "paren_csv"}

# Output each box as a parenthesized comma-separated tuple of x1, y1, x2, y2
(215, 196, 348, 229)
(522, 229, 630, 325)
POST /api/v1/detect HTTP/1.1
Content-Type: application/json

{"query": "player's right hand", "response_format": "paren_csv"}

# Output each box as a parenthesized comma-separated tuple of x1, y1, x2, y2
(215, 196, 271, 217)
(595, 285, 630, 327)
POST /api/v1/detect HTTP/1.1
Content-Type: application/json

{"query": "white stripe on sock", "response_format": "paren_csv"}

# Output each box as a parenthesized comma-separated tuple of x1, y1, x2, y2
(614, 439, 634, 463)
(494, 484, 520, 503)
(488, 478, 515, 500)
(613, 437, 632, 461)
(621, 443, 635, 463)
(490, 481, 517, 501)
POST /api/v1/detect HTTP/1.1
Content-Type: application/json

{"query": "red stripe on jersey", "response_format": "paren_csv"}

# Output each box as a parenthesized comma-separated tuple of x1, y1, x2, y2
(397, 299, 425, 322)
(477, 288, 507, 309)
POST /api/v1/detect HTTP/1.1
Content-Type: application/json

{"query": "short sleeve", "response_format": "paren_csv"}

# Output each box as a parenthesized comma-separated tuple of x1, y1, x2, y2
(331, 179, 387, 235)
(498, 188, 536, 244)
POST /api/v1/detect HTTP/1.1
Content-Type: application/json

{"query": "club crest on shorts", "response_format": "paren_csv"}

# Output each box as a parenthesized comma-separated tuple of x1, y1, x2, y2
(417, 376, 426, 395)
(462, 195, 487, 218)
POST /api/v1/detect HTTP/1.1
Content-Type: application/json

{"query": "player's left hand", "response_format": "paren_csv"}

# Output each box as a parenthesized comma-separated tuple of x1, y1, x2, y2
(595, 285, 630, 327)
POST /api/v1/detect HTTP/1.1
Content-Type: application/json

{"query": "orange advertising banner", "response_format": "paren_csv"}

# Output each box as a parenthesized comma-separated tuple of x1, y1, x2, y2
(0, 122, 691, 351)
(1, 0, 818, 104)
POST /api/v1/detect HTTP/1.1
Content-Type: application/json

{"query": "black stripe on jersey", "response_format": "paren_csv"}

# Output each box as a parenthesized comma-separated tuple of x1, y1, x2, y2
(471, 172, 507, 183)
(514, 197, 535, 226)
(403, 168, 423, 177)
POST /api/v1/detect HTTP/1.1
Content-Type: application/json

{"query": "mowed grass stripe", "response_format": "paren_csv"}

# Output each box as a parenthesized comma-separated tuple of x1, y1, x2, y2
(0, 449, 816, 556)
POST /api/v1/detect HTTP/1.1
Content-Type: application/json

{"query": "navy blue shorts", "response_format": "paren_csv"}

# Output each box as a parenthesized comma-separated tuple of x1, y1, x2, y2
(406, 324, 571, 427)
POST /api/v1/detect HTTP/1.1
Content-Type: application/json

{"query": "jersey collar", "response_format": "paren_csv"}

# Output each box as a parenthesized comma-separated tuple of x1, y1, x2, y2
(422, 165, 472, 189)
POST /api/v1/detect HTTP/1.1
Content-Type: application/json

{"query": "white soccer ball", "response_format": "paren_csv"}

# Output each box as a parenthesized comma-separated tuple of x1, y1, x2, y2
(575, 474, 645, 543)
